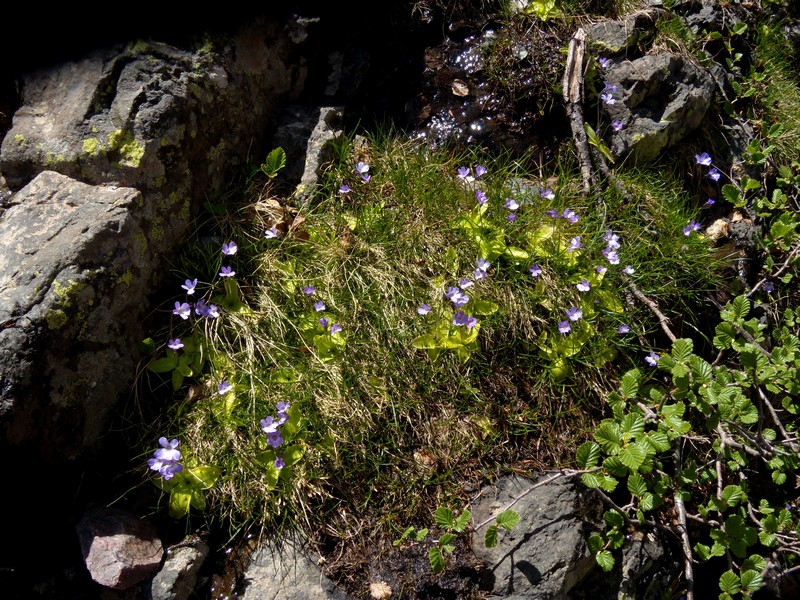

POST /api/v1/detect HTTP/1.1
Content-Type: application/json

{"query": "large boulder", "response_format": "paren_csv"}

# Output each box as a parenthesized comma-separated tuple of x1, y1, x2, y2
(0, 15, 309, 461)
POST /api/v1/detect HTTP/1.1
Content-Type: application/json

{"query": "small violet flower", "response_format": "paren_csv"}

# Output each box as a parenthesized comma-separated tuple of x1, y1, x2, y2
(452, 311, 478, 330)
(475, 189, 488, 205)
(558, 320, 571, 334)
(541, 188, 555, 200)
(457, 166, 470, 179)
(314, 301, 326, 312)
(207, 304, 219, 319)
(182, 278, 198, 295)
(562, 208, 579, 223)
(704, 198, 716, 207)
(330, 323, 343, 335)
(707, 168, 721, 182)
(617, 324, 630, 334)
(611, 120, 623, 131)
(218, 380, 233, 395)
(361, 173, 371, 183)
(267, 432, 284, 449)
(303, 286, 316, 295)
(529, 264, 542, 277)
(603, 248, 620, 265)
(763, 281, 775, 293)
(504, 198, 520, 211)
(604, 230, 621, 250)
(545, 208, 559, 218)
(475, 258, 491, 273)
(274, 456, 285, 470)
(623, 265, 635, 275)
(695, 152, 712, 166)
(148, 437, 183, 480)
(568, 236, 583, 252)
(319, 317, 329, 331)
(474, 165, 487, 178)
(167, 338, 184, 350)
(265, 226, 280, 239)
(683, 220, 702, 236)
(338, 184, 351, 194)
(173, 301, 191, 320)
(576, 280, 591, 292)
(598, 56, 610, 69)
(566, 306, 583, 322)
(222, 241, 237, 256)
(355, 162, 369, 175)
(459, 278, 474, 289)
(507, 212, 518, 222)
(219, 266, 235, 278)
(417, 303, 432, 315)
(596, 265, 608, 274)
(645, 352, 660, 367)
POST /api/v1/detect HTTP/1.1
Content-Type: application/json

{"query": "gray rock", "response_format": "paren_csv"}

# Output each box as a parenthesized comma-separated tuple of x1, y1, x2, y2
(240, 532, 352, 600)
(151, 535, 210, 600)
(76, 507, 163, 590)
(0, 171, 145, 458)
(617, 531, 678, 600)
(471, 475, 601, 599)
(586, 9, 665, 55)
(604, 53, 714, 163)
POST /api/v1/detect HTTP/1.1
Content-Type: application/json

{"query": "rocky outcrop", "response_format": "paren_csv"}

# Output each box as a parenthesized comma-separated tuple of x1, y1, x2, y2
(0, 15, 308, 461)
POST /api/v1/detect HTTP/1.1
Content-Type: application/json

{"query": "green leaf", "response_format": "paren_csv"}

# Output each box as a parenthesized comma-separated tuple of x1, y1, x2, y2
(587, 534, 605, 553)
(719, 570, 741, 594)
(429, 547, 445, 574)
(604, 510, 625, 529)
(619, 444, 646, 471)
(732, 296, 751, 322)
(171, 369, 185, 391)
(184, 465, 221, 490)
(168, 490, 192, 518)
(439, 533, 457, 549)
(189, 490, 206, 511)
(627, 473, 648, 497)
(412, 334, 438, 350)
(694, 543, 711, 561)
(453, 510, 471, 533)
(721, 485, 745, 507)
(740, 569, 763, 592)
(496, 510, 520, 531)
(282, 444, 305, 468)
(595, 421, 622, 454)
(260, 147, 287, 179)
(485, 525, 498, 548)
(596, 550, 615, 572)
(619, 369, 641, 400)
(722, 184, 743, 206)
(621, 413, 644, 440)
(672, 338, 694, 362)
(576, 441, 601, 468)
(415, 528, 429, 541)
(148, 356, 178, 373)
(582, 472, 602, 488)
(504, 246, 530, 262)
(471, 300, 499, 316)
(435, 506, 454, 530)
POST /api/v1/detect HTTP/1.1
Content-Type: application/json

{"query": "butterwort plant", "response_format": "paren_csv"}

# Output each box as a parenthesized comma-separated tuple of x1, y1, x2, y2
(148, 437, 220, 518)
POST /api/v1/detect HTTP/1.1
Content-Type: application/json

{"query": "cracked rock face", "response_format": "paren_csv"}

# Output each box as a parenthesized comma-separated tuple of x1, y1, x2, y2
(602, 53, 714, 163)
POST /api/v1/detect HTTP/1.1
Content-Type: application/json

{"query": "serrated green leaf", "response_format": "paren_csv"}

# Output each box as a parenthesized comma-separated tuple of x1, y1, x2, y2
(621, 413, 645, 440)
(604, 510, 625, 528)
(582, 472, 602, 488)
(454, 510, 471, 533)
(595, 421, 622, 454)
(719, 570, 741, 594)
(721, 485, 745, 507)
(694, 543, 711, 561)
(576, 441, 601, 469)
(627, 473, 647, 497)
(596, 550, 615, 571)
(619, 369, 641, 399)
(496, 510, 520, 531)
(485, 525, 498, 548)
(599, 475, 619, 492)
(740, 569, 763, 592)
(619, 444, 646, 470)
(587, 534, 605, 554)
(672, 338, 694, 361)
(435, 506, 454, 529)
(429, 547, 445, 574)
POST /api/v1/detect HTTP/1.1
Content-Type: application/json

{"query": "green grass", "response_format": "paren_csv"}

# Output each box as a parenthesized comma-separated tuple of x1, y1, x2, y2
(136, 132, 723, 541)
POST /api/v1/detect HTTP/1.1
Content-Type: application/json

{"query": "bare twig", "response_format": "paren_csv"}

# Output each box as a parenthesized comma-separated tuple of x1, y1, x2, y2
(562, 28, 596, 195)
(757, 386, 799, 453)
(747, 243, 800, 298)
(625, 278, 678, 342)
(674, 445, 695, 600)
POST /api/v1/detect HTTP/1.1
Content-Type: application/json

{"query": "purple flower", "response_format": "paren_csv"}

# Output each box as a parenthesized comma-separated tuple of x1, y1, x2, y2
(475, 189, 488, 205)
(576, 280, 591, 292)
(603, 81, 617, 92)
(683, 220, 702, 236)
(361, 173, 371, 183)
(695, 152, 712, 166)
(265, 226, 280, 239)
(504, 198, 520, 211)
(319, 317, 329, 331)
(611, 120, 623, 131)
(507, 212, 518, 222)
(562, 208, 579, 223)
(604, 230, 621, 250)
(566, 306, 583, 321)
(167, 338, 184, 350)
(314, 301, 326, 312)
(218, 380, 233, 395)
(602, 248, 620, 265)
(339, 184, 351, 194)
(476, 258, 491, 273)
(330, 323, 342, 334)
(219, 266, 235, 277)
(459, 278, 474, 289)
(182, 278, 198, 295)
(598, 56, 610, 69)
(763, 281, 775, 293)
(267, 431, 284, 449)
(303, 286, 316, 295)
(207, 304, 219, 319)
(457, 166, 470, 179)
(600, 91, 616, 105)
(529, 264, 542, 277)
(596, 265, 608, 274)
(417, 303, 432, 315)
(356, 162, 370, 175)
(645, 352, 660, 367)
(452, 311, 477, 329)
(623, 265, 635, 275)
(194, 299, 209, 317)
(568, 236, 583, 252)
(260, 416, 279, 434)
(446, 286, 469, 308)
(148, 437, 183, 480)
(558, 320, 571, 334)
(545, 208, 559, 218)
(222, 241, 238, 256)
(173, 301, 192, 320)
(707, 168, 721, 182)
(274, 456, 285, 470)
(541, 188, 555, 200)
(474, 165, 487, 178)
(617, 324, 630, 334)
(704, 198, 716, 207)
(276, 401, 290, 415)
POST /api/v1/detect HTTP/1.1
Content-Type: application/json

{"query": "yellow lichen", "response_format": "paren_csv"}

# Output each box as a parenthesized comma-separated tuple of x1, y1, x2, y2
(46, 309, 68, 330)
(82, 137, 103, 156)
(108, 129, 145, 167)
